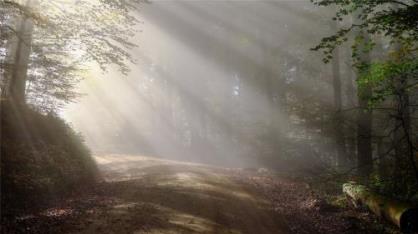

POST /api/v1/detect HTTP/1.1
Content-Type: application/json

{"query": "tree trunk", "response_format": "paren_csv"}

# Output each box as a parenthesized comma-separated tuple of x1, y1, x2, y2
(355, 29, 373, 177)
(377, 138, 388, 180)
(391, 42, 418, 185)
(331, 21, 346, 168)
(357, 101, 373, 177)
(397, 85, 418, 184)
(3, 0, 36, 105)
(343, 182, 418, 233)
(344, 35, 357, 167)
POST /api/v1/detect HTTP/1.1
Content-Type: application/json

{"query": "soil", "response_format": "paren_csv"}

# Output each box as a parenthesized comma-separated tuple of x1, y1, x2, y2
(1, 155, 399, 234)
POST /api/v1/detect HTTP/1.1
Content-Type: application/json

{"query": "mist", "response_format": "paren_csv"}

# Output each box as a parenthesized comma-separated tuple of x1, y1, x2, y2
(3, 0, 417, 232)
(63, 0, 338, 169)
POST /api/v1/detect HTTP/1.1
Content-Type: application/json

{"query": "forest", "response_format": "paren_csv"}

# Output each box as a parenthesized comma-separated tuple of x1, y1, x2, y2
(1, 0, 417, 233)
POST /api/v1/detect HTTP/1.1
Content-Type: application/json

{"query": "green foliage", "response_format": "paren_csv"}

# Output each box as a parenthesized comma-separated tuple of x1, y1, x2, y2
(0, 0, 145, 111)
(311, 0, 418, 63)
(369, 164, 418, 202)
(312, 0, 418, 205)
(0, 101, 98, 216)
(358, 57, 418, 107)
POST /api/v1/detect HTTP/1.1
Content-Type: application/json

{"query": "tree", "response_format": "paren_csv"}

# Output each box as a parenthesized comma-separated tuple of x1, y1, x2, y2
(311, 0, 418, 63)
(1, 0, 144, 111)
(355, 29, 373, 177)
(312, 0, 418, 196)
(330, 20, 347, 168)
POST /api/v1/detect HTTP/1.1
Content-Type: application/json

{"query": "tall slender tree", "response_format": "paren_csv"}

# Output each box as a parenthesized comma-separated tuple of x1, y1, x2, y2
(331, 20, 347, 168)
(355, 29, 373, 177)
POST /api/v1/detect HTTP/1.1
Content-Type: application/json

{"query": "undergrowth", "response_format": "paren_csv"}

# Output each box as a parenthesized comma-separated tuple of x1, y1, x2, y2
(1, 101, 99, 217)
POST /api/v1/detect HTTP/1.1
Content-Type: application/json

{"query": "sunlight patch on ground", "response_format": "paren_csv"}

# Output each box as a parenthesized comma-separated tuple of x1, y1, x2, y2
(113, 202, 140, 210)
(94, 154, 159, 165)
(155, 172, 256, 202)
(95, 154, 220, 168)
(168, 213, 218, 233)
(103, 200, 241, 234)
(136, 207, 241, 234)
(42, 208, 74, 217)
(95, 154, 264, 202)
(155, 172, 214, 189)
(58, 154, 290, 234)
(175, 172, 195, 181)
(95, 154, 225, 182)
(104, 173, 147, 182)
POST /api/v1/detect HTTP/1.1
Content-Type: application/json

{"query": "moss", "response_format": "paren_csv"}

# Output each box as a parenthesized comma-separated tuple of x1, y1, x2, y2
(329, 195, 349, 209)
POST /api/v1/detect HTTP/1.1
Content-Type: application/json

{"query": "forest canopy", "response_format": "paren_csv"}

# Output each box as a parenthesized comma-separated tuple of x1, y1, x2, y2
(0, 0, 143, 111)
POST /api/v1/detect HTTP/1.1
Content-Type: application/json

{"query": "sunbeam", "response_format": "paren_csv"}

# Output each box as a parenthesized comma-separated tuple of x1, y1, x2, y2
(3, 0, 417, 233)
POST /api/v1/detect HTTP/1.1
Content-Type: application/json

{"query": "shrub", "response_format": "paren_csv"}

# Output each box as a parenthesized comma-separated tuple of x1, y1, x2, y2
(1, 101, 98, 216)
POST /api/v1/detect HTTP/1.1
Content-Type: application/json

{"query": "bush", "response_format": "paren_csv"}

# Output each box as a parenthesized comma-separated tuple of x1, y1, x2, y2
(1, 101, 98, 216)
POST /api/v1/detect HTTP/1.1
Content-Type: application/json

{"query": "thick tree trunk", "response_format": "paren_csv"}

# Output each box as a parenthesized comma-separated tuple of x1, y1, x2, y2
(3, 0, 36, 105)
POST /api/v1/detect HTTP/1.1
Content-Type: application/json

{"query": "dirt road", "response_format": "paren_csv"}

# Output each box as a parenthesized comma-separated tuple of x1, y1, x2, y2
(89, 154, 289, 234)
(4, 155, 392, 234)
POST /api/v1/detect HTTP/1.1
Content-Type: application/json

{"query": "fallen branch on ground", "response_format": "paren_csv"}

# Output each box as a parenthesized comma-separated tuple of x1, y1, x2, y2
(343, 182, 418, 233)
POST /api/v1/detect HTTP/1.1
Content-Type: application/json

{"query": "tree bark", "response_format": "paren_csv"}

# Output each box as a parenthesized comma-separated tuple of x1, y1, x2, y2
(344, 34, 357, 167)
(355, 29, 373, 177)
(343, 182, 418, 233)
(377, 138, 388, 180)
(331, 21, 346, 168)
(3, 0, 36, 105)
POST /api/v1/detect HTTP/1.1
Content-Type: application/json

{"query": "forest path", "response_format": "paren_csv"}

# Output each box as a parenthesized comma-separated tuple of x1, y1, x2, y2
(5, 154, 375, 234)
(78, 154, 290, 234)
